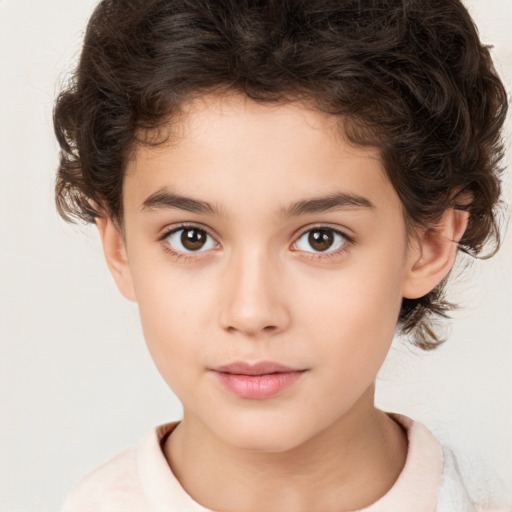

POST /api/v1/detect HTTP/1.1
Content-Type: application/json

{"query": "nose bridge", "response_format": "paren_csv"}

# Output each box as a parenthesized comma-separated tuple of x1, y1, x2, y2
(219, 242, 290, 336)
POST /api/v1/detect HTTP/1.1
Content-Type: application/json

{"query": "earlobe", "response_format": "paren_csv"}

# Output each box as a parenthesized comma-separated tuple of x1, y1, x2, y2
(95, 216, 137, 302)
(402, 208, 469, 299)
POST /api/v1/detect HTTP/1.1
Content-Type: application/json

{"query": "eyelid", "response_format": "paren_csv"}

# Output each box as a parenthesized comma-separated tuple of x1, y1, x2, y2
(290, 224, 354, 260)
(157, 222, 218, 244)
(158, 222, 221, 261)
(293, 223, 354, 244)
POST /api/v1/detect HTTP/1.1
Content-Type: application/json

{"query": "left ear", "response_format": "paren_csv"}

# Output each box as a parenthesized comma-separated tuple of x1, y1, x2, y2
(402, 208, 469, 299)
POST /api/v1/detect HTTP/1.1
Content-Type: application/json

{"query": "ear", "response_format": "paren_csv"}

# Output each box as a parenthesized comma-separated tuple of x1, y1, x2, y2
(402, 208, 469, 299)
(95, 216, 137, 302)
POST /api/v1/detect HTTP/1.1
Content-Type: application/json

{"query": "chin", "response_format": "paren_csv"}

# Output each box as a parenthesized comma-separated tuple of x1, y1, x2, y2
(213, 412, 319, 454)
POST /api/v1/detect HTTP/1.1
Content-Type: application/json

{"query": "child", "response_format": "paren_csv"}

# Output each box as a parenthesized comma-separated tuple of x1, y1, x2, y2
(54, 0, 508, 510)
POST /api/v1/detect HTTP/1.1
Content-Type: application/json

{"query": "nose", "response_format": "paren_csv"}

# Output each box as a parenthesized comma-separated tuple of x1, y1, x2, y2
(218, 247, 291, 338)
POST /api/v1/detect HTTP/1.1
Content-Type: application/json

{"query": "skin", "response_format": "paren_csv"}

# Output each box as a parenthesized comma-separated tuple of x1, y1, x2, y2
(98, 92, 468, 512)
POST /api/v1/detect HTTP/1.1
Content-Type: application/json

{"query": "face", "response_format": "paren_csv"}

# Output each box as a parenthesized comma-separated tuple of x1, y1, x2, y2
(117, 93, 414, 452)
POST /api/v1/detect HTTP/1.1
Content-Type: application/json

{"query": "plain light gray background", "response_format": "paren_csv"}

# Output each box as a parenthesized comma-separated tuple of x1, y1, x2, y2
(0, 1, 511, 510)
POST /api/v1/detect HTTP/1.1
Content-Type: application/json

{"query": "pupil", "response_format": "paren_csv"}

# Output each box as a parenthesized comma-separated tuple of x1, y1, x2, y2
(309, 230, 334, 251)
(181, 229, 206, 251)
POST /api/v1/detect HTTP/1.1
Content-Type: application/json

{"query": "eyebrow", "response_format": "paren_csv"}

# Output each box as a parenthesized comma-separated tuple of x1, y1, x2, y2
(141, 189, 222, 216)
(279, 192, 375, 217)
(141, 189, 375, 217)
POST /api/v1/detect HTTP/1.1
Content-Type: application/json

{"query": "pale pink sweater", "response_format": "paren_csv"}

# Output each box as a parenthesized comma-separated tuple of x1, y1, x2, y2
(61, 414, 478, 512)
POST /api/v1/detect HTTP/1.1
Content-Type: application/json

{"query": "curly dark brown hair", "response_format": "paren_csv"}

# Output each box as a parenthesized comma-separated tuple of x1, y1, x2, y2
(54, 0, 508, 349)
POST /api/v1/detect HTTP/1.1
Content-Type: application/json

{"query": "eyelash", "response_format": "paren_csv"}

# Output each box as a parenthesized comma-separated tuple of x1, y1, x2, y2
(158, 223, 354, 263)
(158, 223, 218, 262)
(291, 225, 353, 262)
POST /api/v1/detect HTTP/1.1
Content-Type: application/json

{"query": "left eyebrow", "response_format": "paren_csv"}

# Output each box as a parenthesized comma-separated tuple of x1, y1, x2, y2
(279, 192, 375, 218)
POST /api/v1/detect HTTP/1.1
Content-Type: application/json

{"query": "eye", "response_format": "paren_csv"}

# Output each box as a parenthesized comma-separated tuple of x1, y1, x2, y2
(294, 227, 348, 253)
(165, 226, 217, 253)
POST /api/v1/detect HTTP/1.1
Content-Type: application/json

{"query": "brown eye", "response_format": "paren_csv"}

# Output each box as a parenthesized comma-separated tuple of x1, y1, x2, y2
(308, 229, 334, 251)
(295, 228, 347, 254)
(166, 227, 217, 253)
(181, 229, 207, 251)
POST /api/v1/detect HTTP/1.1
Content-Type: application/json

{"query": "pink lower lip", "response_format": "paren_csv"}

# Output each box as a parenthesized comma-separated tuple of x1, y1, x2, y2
(213, 370, 306, 399)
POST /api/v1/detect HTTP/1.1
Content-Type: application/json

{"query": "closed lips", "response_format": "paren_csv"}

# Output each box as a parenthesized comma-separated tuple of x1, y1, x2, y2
(212, 361, 306, 375)
(211, 362, 308, 399)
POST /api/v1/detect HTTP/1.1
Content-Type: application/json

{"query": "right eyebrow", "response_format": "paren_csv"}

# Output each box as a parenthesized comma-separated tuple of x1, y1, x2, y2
(141, 189, 222, 216)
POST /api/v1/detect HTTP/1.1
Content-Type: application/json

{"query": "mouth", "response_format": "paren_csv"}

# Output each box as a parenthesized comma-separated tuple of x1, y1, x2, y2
(210, 361, 308, 399)
(213, 361, 304, 376)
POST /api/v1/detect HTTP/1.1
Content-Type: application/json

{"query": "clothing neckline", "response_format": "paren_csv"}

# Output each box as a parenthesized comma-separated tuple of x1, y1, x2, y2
(136, 413, 443, 512)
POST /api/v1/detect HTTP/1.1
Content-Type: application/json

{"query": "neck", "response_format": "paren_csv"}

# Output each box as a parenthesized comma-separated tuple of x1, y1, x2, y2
(164, 387, 407, 512)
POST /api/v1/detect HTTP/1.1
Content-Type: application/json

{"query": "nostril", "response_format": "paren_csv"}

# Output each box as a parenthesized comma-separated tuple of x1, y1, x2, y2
(226, 324, 278, 335)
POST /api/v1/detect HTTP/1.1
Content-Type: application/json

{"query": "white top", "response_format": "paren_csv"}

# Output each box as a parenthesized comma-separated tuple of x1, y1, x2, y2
(61, 414, 482, 512)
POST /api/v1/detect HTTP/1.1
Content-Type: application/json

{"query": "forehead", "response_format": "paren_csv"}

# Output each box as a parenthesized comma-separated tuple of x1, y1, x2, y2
(164, 92, 378, 163)
(177, 92, 342, 141)
(124, 92, 397, 218)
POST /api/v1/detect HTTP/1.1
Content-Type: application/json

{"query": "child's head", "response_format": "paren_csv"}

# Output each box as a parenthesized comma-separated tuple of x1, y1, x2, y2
(54, 0, 507, 354)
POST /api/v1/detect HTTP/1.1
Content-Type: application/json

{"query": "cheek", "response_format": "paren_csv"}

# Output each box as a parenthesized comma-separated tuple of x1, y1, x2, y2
(298, 252, 405, 377)
(302, 253, 403, 329)
(132, 267, 211, 383)
(301, 297, 399, 427)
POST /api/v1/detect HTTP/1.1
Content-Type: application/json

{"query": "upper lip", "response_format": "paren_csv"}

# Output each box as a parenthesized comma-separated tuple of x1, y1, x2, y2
(212, 361, 304, 376)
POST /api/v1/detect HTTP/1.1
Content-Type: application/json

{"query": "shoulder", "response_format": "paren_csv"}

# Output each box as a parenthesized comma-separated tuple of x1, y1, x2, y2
(381, 414, 508, 512)
(438, 445, 512, 512)
(437, 446, 477, 512)
(60, 421, 194, 512)
(61, 446, 148, 512)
